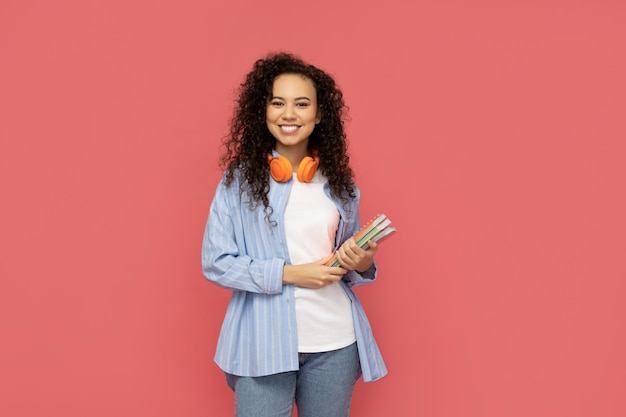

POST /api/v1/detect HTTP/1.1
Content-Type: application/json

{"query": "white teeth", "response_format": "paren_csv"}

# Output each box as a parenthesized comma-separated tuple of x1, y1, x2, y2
(280, 125, 299, 133)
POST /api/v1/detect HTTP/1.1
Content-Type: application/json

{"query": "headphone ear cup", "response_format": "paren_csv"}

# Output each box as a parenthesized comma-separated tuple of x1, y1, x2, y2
(297, 155, 320, 183)
(268, 155, 293, 182)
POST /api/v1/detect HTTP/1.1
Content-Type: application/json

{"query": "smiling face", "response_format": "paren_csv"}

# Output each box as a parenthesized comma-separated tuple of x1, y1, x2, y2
(266, 73, 321, 158)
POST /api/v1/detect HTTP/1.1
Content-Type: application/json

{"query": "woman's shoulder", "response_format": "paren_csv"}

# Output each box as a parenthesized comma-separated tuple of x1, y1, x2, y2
(213, 168, 241, 195)
(219, 166, 244, 185)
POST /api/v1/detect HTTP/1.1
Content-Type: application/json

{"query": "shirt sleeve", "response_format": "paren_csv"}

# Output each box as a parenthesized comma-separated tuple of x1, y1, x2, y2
(201, 179, 285, 294)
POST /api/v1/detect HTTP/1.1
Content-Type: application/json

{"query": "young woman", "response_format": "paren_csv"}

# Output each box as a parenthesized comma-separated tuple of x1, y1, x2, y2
(202, 52, 387, 417)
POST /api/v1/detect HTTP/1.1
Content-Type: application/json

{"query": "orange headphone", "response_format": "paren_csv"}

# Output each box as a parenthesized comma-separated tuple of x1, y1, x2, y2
(267, 151, 320, 183)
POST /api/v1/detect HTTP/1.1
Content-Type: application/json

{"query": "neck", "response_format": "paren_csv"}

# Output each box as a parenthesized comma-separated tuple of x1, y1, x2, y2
(275, 143, 309, 171)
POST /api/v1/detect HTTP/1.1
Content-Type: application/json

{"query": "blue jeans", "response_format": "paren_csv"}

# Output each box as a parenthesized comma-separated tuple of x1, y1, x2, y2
(225, 343, 361, 417)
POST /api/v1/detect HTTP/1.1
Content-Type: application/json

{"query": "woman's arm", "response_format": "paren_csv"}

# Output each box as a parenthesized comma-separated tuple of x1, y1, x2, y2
(201, 180, 284, 294)
(283, 261, 348, 289)
(335, 188, 380, 287)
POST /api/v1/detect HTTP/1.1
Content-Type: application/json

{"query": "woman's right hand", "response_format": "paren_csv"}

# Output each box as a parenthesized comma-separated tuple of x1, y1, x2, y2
(282, 260, 348, 289)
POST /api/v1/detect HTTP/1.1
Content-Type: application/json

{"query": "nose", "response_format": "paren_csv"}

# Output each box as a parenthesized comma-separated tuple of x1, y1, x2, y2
(281, 103, 296, 120)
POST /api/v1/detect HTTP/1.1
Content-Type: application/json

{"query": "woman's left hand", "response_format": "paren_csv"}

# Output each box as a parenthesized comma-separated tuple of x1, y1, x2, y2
(335, 238, 378, 273)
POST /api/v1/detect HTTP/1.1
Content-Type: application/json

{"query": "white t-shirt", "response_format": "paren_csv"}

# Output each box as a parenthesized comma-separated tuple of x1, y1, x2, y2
(283, 171, 356, 352)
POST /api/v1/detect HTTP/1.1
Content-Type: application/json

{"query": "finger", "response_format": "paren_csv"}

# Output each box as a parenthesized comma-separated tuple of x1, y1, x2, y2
(365, 240, 379, 254)
(340, 247, 360, 264)
(324, 274, 342, 282)
(326, 264, 348, 274)
(342, 239, 358, 254)
(335, 254, 354, 271)
(334, 251, 348, 268)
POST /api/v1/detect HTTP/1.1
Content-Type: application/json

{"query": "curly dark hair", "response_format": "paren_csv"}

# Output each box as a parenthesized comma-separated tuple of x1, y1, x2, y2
(220, 51, 356, 216)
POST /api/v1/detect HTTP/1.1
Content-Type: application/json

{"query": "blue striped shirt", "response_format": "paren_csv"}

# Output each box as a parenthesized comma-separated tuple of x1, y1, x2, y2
(201, 170, 387, 382)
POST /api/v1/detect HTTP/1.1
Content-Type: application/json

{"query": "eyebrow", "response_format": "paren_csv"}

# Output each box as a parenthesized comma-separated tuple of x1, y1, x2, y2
(270, 96, 312, 101)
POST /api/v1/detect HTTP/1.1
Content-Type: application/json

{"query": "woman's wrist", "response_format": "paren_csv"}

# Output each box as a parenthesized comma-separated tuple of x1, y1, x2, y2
(282, 264, 295, 284)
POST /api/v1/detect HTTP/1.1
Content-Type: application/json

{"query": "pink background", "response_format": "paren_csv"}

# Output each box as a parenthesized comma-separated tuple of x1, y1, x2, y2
(1, 1, 625, 416)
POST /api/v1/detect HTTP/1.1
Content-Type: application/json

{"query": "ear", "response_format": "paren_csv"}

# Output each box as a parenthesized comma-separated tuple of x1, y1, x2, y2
(316, 106, 322, 124)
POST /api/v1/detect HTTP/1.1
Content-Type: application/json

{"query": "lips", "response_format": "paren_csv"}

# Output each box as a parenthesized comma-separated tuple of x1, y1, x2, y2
(280, 125, 300, 133)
